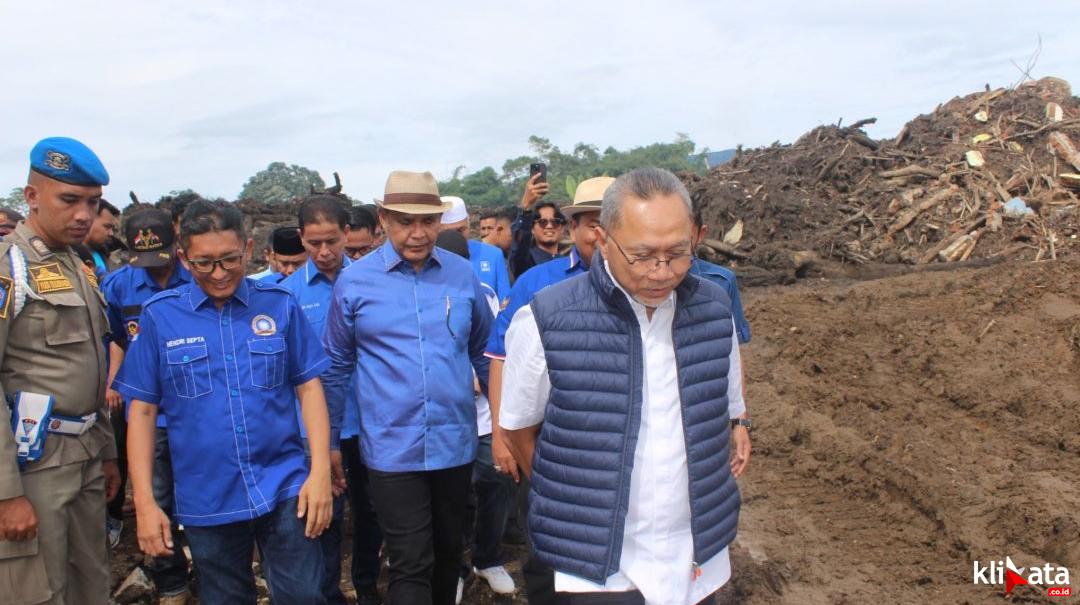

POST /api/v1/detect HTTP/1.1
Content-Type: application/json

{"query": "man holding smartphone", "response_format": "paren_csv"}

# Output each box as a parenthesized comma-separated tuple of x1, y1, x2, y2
(508, 165, 566, 277)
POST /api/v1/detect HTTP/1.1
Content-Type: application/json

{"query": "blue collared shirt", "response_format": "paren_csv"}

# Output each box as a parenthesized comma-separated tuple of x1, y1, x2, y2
(279, 257, 359, 443)
(486, 247, 587, 359)
(690, 257, 751, 344)
(101, 262, 193, 427)
(468, 239, 511, 303)
(113, 279, 330, 526)
(321, 241, 493, 473)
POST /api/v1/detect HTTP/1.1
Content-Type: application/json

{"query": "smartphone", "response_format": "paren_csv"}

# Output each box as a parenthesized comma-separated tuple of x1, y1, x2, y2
(529, 162, 548, 184)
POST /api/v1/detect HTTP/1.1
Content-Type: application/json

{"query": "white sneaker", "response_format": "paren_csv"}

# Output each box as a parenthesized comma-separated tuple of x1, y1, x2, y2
(455, 576, 464, 604)
(474, 565, 515, 595)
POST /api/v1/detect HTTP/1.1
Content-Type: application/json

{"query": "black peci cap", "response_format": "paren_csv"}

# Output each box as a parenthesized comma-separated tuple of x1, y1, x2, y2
(271, 226, 305, 256)
(125, 208, 175, 268)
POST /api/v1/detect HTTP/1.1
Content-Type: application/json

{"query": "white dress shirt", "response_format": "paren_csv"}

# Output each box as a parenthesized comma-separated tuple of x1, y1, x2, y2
(500, 269, 745, 604)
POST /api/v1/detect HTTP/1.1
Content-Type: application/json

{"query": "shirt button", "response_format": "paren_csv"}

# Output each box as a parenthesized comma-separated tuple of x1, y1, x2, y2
(230, 389, 239, 397)
(222, 319, 229, 325)
(236, 426, 245, 433)
(182, 355, 190, 362)
(265, 345, 273, 352)
(226, 354, 234, 361)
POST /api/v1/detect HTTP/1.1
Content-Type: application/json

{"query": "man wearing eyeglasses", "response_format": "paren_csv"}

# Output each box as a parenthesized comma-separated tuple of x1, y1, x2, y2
(500, 167, 751, 605)
(508, 173, 567, 278)
(114, 200, 334, 604)
(0, 208, 25, 237)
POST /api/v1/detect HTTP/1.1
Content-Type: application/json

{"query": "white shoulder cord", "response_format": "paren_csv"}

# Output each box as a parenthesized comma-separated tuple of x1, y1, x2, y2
(9, 245, 42, 317)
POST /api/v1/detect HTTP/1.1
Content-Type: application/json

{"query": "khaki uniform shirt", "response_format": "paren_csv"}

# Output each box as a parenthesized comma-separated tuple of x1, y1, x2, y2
(0, 222, 116, 500)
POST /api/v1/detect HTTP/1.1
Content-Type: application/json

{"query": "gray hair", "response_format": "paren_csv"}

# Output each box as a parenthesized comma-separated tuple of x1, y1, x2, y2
(599, 167, 693, 231)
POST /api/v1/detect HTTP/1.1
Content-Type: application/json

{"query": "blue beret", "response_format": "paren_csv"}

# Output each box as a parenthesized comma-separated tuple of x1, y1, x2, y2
(29, 137, 109, 187)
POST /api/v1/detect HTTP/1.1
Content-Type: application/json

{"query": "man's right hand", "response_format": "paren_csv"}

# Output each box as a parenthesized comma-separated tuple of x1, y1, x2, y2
(0, 496, 38, 541)
(520, 173, 550, 210)
(492, 430, 520, 483)
(105, 387, 123, 413)
(136, 502, 174, 557)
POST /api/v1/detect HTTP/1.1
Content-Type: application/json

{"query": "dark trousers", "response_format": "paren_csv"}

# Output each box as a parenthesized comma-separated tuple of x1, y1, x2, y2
(463, 434, 514, 573)
(368, 463, 471, 605)
(106, 410, 127, 519)
(318, 494, 348, 605)
(184, 496, 325, 605)
(146, 428, 189, 594)
(341, 436, 383, 592)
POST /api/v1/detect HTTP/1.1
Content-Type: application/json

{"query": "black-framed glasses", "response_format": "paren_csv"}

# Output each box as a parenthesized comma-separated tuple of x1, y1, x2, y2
(187, 254, 244, 274)
(536, 218, 566, 229)
(345, 246, 373, 259)
(608, 235, 692, 274)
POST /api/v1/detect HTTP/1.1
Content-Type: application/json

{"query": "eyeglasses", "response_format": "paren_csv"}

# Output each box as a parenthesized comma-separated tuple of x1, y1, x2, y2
(187, 253, 244, 274)
(608, 235, 692, 274)
(536, 218, 566, 229)
(346, 246, 373, 258)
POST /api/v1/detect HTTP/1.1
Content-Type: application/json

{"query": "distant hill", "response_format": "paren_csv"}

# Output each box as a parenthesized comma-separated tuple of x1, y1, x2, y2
(690, 149, 736, 169)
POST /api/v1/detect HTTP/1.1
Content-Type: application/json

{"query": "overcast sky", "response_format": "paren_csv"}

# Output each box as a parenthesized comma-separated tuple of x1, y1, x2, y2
(2, 1, 1076, 205)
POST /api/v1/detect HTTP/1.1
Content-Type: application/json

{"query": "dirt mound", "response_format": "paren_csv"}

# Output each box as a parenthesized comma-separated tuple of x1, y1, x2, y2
(730, 259, 1080, 604)
(685, 77, 1080, 280)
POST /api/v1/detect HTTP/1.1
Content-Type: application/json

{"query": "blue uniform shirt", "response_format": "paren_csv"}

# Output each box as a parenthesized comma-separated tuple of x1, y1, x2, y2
(101, 262, 193, 427)
(321, 241, 493, 473)
(279, 257, 359, 444)
(485, 247, 587, 359)
(468, 239, 511, 303)
(690, 257, 752, 344)
(113, 278, 330, 527)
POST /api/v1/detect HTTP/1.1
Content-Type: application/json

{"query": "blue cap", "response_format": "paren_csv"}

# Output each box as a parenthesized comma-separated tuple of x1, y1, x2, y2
(29, 137, 109, 187)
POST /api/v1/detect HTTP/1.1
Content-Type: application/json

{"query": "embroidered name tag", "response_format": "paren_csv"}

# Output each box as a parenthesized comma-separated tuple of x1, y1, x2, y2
(29, 263, 73, 293)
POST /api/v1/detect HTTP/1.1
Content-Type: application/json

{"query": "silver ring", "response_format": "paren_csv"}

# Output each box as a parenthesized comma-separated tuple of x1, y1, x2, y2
(493, 464, 503, 471)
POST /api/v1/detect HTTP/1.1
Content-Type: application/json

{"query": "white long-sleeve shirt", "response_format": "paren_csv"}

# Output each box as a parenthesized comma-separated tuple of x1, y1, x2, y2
(500, 271, 744, 604)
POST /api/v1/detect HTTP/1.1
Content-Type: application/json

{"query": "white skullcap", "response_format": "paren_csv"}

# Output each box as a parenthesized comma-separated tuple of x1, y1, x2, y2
(440, 196, 468, 224)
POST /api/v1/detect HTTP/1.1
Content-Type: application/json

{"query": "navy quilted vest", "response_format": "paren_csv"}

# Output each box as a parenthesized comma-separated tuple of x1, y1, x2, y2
(528, 257, 741, 583)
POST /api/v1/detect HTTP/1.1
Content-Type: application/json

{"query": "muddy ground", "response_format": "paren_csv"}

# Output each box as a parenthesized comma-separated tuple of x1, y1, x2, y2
(112, 258, 1079, 604)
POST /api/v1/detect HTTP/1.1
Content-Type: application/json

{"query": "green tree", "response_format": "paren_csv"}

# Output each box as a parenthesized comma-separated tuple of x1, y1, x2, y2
(238, 162, 326, 204)
(0, 187, 28, 216)
(440, 135, 704, 207)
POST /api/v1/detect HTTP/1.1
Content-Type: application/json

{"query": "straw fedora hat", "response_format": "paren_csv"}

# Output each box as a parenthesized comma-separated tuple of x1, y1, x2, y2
(377, 170, 452, 215)
(561, 176, 615, 219)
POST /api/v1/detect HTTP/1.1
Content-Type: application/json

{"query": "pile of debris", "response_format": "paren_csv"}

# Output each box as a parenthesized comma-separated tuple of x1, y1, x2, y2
(684, 76, 1080, 282)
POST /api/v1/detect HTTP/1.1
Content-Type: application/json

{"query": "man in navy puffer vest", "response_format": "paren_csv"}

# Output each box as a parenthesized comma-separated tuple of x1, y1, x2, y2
(500, 167, 752, 605)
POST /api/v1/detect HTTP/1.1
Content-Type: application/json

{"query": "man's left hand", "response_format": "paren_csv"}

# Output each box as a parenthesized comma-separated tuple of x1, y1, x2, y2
(329, 450, 347, 498)
(103, 459, 121, 501)
(730, 426, 751, 478)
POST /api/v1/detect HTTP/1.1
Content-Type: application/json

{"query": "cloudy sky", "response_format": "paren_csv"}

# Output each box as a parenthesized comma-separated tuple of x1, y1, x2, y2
(1, 1, 1076, 205)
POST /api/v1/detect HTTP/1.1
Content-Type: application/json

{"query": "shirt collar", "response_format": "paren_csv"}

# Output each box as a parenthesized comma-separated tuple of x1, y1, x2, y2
(305, 255, 352, 285)
(380, 240, 442, 273)
(137, 261, 192, 291)
(567, 247, 586, 273)
(189, 276, 251, 310)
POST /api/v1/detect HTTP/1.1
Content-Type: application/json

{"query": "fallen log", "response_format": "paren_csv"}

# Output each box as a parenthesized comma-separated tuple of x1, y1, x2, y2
(880, 165, 939, 180)
(887, 187, 957, 236)
(700, 239, 751, 261)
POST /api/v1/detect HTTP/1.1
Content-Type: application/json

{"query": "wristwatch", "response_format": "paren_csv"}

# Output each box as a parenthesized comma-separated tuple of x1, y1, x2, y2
(731, 418, 752, 432)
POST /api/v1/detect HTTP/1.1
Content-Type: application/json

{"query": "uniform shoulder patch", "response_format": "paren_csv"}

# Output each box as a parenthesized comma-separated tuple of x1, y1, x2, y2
(143, 288, 182, 308)
(80, 263, 99, 289)
(0, 276, 12, 319)
(29, 263, 73, 293)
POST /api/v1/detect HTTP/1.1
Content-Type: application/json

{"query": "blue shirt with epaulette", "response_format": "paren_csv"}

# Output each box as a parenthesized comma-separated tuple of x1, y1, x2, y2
(485, 247, 587, 359)
(113, 278, 330, 526)
(689, 257, 751, 343)
(101, 262, 192, 427)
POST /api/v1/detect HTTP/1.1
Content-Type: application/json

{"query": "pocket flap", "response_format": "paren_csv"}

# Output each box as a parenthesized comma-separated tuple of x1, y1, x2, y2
(166, 344, 209, 365)
(0, 535, 38, 559)
(248, 336, 285, 355)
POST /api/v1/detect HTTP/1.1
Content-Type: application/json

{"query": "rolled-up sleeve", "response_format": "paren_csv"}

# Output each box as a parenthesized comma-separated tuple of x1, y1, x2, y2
(498, 304, 550, 431)
(726, 318, 746, 418)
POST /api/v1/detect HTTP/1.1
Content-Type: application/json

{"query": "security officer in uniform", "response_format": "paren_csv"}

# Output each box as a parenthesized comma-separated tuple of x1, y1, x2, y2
(0, 137, 120, 605)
